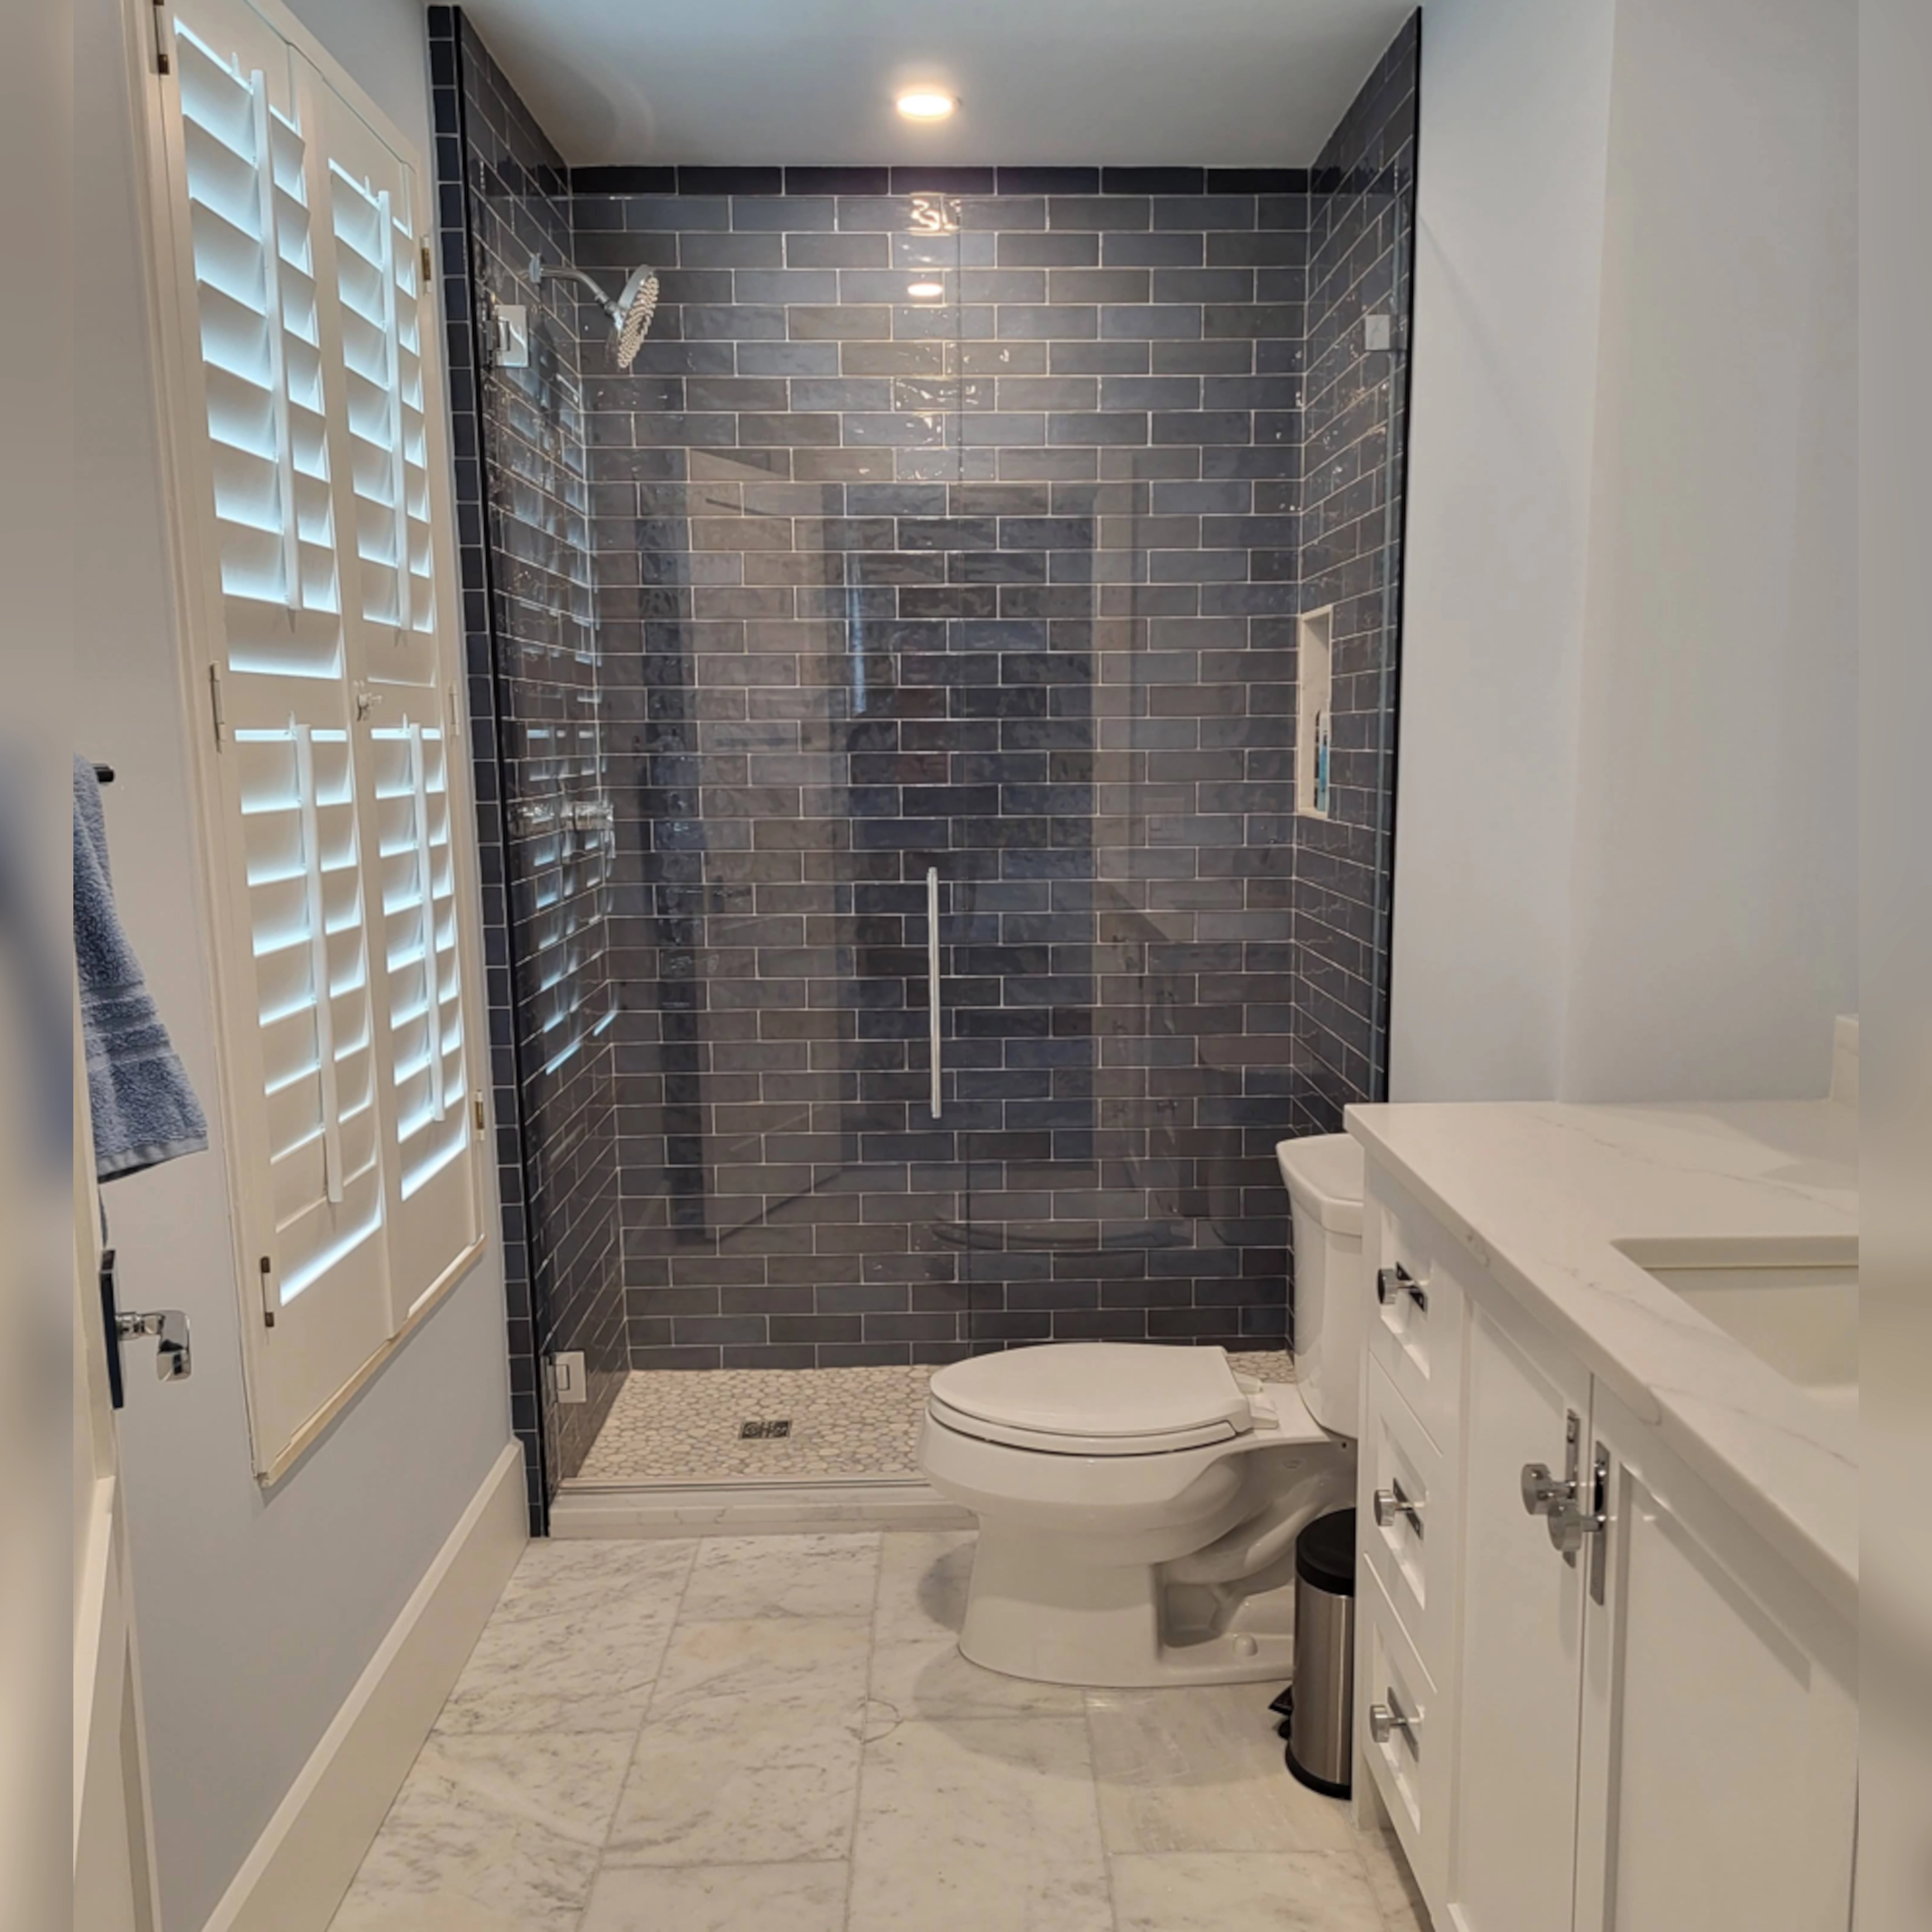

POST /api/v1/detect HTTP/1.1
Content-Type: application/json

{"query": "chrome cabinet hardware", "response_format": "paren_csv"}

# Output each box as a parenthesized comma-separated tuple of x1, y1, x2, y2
(1370, 1689, 1420, 1752)
(115, 1307, 193, 1383)
(1521, 1410, 1605, 1565)
(1373, 1477, 1425, 1535)
(1376, 1263, 1428, 1313)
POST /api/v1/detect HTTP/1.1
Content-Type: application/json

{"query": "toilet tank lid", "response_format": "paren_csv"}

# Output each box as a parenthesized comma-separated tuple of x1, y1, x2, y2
(927, 1343, 1252, 1440)
(1275, 1133, 1364, 1237)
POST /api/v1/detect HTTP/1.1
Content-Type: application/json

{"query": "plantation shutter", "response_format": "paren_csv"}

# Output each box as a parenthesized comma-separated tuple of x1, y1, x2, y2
(157, 0, 482, 1469)
(312, 82, 481, 1309)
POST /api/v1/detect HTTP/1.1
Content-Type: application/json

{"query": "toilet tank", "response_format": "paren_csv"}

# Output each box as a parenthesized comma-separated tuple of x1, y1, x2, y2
(1275, 1133, 1367, 1439)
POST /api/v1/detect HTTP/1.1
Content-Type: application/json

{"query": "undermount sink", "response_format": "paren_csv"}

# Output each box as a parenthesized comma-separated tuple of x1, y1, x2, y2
(1613, 1237, 1859, 1411)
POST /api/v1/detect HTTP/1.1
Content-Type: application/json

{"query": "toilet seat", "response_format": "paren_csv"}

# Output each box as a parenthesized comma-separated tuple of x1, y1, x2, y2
(926, 1342, 1330, 1457)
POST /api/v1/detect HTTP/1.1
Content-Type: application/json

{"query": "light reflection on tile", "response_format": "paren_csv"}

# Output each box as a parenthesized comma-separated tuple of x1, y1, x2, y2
(1110, 1850, 1385, 1932)
(1088, 1682, 1358, 1854)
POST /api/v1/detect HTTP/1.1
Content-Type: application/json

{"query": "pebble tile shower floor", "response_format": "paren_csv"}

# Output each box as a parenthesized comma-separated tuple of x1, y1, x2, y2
(328, 1530, 1430, 1931)
(574, 1353, 1296, 1483)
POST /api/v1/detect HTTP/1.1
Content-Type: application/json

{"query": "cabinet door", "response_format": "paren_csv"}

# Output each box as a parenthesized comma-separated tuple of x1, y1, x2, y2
(1575, 1386, 1856, 1932)
(1448, 1299, 1594, 1932)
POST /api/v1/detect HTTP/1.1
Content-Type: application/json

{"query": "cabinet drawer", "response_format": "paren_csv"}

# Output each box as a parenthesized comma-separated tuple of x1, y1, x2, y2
(1358, 1559, 1449, 1911)
(1367, 1177, 1469, 1452)
(1359, 1355, 1456, 1689)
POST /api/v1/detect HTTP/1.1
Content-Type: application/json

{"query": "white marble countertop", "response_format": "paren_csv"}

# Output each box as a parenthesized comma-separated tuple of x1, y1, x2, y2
(1344, 1099, 1858, 1620)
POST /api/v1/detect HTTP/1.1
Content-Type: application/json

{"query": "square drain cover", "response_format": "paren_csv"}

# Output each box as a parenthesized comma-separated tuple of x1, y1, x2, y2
(739, 1418, 792, 1440)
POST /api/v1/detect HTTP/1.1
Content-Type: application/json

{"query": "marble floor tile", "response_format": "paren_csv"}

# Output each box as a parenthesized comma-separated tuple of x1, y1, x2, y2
(580, 1861, 850, 1932)
(648, 1613, 873, 1717)
(436, 1540, 697, 1733)
(870, 1632, 1086, 1720)
(871, 1528, 974, 1645)
(604, 1695, 866, 1867)
(326, 1730, 632, 1932)
(1360, 1828, 1432, 1929)
(678, 1531, 881, 1623)
(848, 1717, 1113, 1932)
(1109, 1850, 1385, 1932)
(1087, 1683, 1358, 1854)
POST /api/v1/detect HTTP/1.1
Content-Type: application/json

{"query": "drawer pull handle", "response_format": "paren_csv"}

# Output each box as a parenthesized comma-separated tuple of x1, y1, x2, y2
(1373, 1479, 1425, 1535)
(1370, 1690, 1420, 1753)
(1376, 1264, 1428, 1313)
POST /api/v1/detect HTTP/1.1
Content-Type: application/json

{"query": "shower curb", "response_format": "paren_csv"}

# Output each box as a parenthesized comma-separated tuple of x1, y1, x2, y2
(548, 1477, 974, 1540)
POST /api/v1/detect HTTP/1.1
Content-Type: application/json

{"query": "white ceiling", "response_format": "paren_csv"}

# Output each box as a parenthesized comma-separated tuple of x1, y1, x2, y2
(456, 0, 1419, 169)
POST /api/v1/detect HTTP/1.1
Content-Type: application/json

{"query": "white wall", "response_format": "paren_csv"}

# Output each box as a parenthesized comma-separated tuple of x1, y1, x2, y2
(1559, 0, 1857, 1099)
(1385, 0, 1618, 1099)
(76, 4, 515, 1929)
(1390, 0, 1857, 1103)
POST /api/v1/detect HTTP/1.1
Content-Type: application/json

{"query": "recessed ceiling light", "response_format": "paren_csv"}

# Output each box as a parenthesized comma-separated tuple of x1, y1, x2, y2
(907, 280, 945, 299)
(896, 89, 957, 121)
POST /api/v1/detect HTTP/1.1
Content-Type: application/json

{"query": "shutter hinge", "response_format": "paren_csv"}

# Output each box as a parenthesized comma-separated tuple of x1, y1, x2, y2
(152, 0, 172, 75)
(472, 1090, 486, 1136)
(420, 238, 434, 282)
(258, 1255, 277, 1329)
(207, 664, 227, 746)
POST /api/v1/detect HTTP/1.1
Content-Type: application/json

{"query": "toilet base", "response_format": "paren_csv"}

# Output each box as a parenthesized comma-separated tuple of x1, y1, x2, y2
(958, 1523, 1302, 1688)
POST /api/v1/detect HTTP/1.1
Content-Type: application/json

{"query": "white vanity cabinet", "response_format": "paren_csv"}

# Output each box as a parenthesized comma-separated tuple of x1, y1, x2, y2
(1353, 1164, 1857, 1932)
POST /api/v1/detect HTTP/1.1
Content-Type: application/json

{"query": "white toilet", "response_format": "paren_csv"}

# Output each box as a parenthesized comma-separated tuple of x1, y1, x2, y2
(918, 1133, 1368, 1687)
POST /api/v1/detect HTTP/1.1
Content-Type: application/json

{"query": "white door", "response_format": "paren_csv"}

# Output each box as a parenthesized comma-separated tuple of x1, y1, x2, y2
(72, 1003, 163, 1932)
(1574, 1384, 1857, 1932)
(1447, 1299, 1594, 1932)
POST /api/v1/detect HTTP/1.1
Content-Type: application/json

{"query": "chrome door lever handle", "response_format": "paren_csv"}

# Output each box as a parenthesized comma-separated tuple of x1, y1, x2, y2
(116, 1309, 193, 1383)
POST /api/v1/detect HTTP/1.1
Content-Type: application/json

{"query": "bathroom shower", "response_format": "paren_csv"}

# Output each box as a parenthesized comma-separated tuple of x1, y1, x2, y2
(434, 9, 1422, 1521)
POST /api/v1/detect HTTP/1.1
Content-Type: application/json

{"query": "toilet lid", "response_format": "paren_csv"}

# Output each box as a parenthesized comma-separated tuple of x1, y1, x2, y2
(927, 1343, 1253, 1446)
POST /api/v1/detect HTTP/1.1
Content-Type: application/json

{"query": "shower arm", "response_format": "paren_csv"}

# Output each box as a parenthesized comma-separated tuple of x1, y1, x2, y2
(529, 254, 622, 328)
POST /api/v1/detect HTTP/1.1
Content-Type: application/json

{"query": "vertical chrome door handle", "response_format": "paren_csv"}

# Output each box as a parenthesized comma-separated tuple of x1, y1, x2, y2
(927, 866, 941, 1120)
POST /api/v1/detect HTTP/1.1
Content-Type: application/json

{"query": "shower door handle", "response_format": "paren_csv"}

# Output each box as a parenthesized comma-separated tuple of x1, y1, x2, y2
(927, 866, 942, 1120)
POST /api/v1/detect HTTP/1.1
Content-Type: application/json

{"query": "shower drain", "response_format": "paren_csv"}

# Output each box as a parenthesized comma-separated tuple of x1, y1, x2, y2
(738, 1418, 792, 1440)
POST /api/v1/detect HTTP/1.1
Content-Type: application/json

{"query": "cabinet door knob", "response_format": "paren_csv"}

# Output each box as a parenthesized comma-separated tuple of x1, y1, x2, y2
(1370, 1691, 1420, 1750)
(1376, 1263, 1429, 1313)
(1374, 1480, 1425, 1533)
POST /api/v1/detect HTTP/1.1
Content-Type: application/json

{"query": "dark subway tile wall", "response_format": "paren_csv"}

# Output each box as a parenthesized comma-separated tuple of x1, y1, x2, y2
(432, 10, 625, 1523)
(1292, 14, 1420, 1134)
(434, 8, 1419, 1402)
(575, 178, 1319, 1369)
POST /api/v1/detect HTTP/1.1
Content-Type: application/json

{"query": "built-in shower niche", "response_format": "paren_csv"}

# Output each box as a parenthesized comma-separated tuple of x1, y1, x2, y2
(1296, 606, 1334, 820)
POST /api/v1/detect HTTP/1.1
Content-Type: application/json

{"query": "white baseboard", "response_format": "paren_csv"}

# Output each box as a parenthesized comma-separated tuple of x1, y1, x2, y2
(202, 1441, 527, 1932)
(549, 1476, 973, 1540)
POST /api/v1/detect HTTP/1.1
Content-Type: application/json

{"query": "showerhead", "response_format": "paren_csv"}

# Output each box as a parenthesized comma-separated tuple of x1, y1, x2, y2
(612, 265, 659, 370)
(528, 254, 659, 368)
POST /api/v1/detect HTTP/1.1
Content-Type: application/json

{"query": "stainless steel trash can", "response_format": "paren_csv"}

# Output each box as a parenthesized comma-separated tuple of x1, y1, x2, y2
(1285, 1508, 1356, 1796)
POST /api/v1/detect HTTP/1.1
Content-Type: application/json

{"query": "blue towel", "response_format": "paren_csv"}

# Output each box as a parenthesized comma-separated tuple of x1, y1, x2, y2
(73, 757, 208, 1180)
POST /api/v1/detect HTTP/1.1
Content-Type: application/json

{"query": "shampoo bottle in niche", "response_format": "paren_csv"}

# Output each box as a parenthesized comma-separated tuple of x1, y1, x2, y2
(1314, 711, 1331, 814)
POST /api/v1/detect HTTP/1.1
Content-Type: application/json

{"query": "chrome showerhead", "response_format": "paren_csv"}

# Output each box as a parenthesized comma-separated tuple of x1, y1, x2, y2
(612, 265, 659, 369)
(529, 254, 660, 367)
